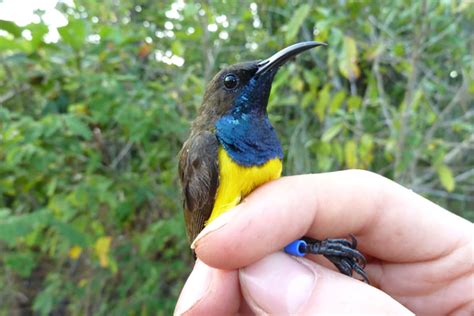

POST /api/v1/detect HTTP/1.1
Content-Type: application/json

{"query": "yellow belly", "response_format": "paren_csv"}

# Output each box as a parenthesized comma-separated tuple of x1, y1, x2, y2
(207, 147, 282, 224)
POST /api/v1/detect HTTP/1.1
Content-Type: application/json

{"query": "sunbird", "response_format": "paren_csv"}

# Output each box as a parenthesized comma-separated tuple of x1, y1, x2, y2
(179, 42, 368, 282)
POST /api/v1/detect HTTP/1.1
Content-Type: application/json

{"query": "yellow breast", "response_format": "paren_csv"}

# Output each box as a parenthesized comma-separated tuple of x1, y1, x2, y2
(207, 146, 282, 224)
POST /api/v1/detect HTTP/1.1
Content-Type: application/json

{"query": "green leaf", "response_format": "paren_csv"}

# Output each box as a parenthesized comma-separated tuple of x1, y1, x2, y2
(397, 60, 413, 74)
(0, 208, 11, 219)
(58, 19, 86, 50)
(285, 4, 311, 42)
(303, 70, 320, 87)
(321, 123, 343, 142)
(4, 252, 36, 277)
(64, 115, 92, 140)
(313, 84, 331, 121)
(314, 142, 333, 171)
(0, 209, 50, 245)
(411, 88, 424, 111)
(436, 164, 455, 192)
(33, 274, 63, 315)
(291, 76, 304, 92)
(364, 43, 385, 61)
(329, 91, 346, 113)
(0, 36, 31, 52)
(338, 36, 360, 80)
(347, 95, 362, 111)
(359, 134, 374, 167)
(301, 92, 313, 109)
(171, 41, 184, 56)
(183, 3, 200, 17)
(333, 142, 344, 164)
(46, 178, 57, 197)
(27, 23, 49, 48)
(393, 42, 404, 57)
(344, 140, 358, 168)
(51, 220, 89, 247)
(0, 19, 22, 37)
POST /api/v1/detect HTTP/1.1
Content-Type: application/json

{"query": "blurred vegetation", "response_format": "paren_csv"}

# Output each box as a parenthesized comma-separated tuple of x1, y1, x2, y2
(0, 0, 473, 314)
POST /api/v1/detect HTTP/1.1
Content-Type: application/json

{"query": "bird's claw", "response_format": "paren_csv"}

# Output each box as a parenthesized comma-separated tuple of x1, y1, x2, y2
(302, 236, 369, 283)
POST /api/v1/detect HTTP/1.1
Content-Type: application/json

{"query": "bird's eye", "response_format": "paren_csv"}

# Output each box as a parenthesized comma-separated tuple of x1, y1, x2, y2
(223, 73, 239, 90)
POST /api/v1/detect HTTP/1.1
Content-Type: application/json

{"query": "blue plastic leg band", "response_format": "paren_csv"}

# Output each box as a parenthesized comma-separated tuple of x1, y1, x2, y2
(284, 239, 307, 257)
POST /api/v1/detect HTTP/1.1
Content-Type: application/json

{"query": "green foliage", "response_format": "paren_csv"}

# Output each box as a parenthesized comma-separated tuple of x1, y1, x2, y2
(0, 0, 473, 314)
(285, 4, 311, 42)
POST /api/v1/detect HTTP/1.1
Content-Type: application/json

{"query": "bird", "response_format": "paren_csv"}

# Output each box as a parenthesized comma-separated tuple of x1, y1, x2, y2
(178, 42, 368, 282)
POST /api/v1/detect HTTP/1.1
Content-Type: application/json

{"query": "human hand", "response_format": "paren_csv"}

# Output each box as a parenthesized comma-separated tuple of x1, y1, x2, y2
(175, 170, 473, 315)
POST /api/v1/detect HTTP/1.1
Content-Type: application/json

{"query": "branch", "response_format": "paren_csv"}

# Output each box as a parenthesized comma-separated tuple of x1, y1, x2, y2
(419, 17, 462, 52)
(0, 85, 30, 104)
(372, 57, 394, 134)
(455, 169, 474, 182)
(110, 141, 133, 169)
(444, 133, 474, 164)
(414, 186, 474, 202)
(395, 0, 427, 183)
(423, 79, 468, 149)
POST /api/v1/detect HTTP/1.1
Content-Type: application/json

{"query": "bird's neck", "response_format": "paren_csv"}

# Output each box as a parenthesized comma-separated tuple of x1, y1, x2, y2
(215, 111, 283, 167)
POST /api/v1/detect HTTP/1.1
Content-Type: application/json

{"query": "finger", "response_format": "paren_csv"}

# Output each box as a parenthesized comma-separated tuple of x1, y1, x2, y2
(240, 252, 413, 315)
(193, 170, 472, 269)
(364, 240, 474, 315)
(174, 260, 240, 315)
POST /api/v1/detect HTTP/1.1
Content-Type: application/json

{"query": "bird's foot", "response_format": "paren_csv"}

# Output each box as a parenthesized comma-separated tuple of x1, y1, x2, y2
(301, 235, 369, 283)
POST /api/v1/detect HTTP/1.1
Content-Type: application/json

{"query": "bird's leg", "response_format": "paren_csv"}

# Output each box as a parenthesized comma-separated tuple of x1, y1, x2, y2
(301, 235, 369, 283)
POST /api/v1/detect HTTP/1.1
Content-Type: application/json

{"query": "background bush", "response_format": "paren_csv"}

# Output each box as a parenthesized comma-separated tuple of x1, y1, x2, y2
(0, 0, 472, 315)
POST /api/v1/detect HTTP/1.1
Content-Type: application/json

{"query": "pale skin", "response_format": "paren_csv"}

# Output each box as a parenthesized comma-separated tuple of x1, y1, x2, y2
(175, 170, 474, 315)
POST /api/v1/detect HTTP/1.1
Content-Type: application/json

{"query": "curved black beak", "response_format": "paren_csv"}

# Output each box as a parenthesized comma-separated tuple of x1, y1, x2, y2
(256, 41, 327, 76)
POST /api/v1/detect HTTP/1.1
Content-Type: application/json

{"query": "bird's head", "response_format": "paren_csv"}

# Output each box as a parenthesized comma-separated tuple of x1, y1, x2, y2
(196, 41, 326, 127)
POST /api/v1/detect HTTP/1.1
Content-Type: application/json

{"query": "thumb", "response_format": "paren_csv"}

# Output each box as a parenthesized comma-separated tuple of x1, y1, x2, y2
(239, 252, 413, 315)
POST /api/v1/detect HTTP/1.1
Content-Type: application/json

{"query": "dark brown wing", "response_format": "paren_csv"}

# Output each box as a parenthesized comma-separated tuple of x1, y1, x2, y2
(178, 131, 219, 244)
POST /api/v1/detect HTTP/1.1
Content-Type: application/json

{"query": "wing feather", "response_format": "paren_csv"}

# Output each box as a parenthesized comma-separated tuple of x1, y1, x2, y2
(178, 131, 219, 244)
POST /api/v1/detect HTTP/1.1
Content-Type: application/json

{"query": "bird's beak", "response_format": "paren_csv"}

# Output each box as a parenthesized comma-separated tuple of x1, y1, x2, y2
(256, 41, 327, 76)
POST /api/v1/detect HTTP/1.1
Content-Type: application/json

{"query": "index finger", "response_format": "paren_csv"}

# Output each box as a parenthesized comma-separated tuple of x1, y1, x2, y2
(193, 170, 472, 270)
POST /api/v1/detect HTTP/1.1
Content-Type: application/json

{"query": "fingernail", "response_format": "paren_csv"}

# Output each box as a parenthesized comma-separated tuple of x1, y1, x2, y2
(239, 252, 316, 314)
(190, 207, 238, 249)
(174, 260, 213, 315)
